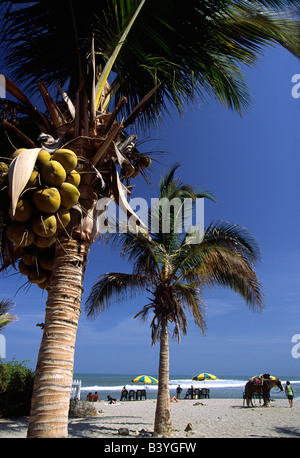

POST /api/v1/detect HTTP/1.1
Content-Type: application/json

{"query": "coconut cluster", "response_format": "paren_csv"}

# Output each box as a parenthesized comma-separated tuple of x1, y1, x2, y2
(121, 154, 151, 179)
(5, 148, 80, 289)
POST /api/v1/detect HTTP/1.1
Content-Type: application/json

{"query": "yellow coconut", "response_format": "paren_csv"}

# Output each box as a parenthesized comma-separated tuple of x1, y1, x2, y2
(37, 277, 51, 290)
(10, 197, 34, 222)
(25, 170, 40, 189)
(36, 149, 51, 167)
(22, 251, 36, 266)
(41, 160, 66, 186)
(28, 266, 48, 284)
(35, 235, 56, 248)
(32, 214, 57, 238)
(11, 148, 26, 159)
(56, 207, 71, 231)
(6, 222, 34, 247)
(33, 187, 61, 213)
(65, 170, 81, 187)
(52, 149, 77, 173)
(131, 167, 140, 178)
(138, 155, 152, 168)
(18, 260, 30, 275)
(0, 162, 8, 174)
(39, 257, 55, 271)
(58, 182, 80, 209)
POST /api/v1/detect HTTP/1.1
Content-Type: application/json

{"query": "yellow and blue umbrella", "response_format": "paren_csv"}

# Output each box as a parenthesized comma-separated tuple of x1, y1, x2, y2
(132, 375, 158, 384)
(192, 373, 218, 381)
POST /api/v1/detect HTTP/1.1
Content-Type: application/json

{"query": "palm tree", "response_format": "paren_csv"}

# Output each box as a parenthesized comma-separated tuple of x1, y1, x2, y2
(85, 164, 263, 436)
(0, 0, 298, 437)
(0, 298, 17, 332)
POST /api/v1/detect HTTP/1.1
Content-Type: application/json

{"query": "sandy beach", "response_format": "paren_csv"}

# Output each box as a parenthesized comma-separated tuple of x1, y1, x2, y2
(0, 398, 299, 439)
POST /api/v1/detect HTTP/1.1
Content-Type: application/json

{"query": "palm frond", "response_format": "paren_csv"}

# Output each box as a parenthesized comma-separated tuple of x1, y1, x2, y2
(0, 298, 18, 330)
(2, 1, 300, 128)
(174, 283, 207, 335)
(85, 272, 147, 317)
(95, 0, 145, 110)
(174, 220, 261, 278)
(205, 221, 262, 264)
(151, 163, 216, 252)
(224, 4, 300, 58)
(186, 247, 264, 311)
(110, 230, 164, 279)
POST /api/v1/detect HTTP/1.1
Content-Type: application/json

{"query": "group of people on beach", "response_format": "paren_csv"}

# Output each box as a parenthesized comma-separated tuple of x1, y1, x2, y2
(86, 380, 295, 407)
(86, 391, 99, 402)
(86, 391, 117, 404)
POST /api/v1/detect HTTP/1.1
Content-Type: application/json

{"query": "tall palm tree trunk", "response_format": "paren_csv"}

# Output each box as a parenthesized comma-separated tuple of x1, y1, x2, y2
(27, 238, 89, 438)
(154, 317, 172, 436)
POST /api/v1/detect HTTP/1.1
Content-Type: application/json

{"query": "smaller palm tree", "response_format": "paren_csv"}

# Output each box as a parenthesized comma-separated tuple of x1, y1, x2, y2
(0, 298, 17, 331)
(85, 165, 263, 436)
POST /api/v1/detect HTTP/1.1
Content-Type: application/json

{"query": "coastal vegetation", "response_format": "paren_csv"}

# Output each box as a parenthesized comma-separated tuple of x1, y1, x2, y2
(0, 359, 34, 417)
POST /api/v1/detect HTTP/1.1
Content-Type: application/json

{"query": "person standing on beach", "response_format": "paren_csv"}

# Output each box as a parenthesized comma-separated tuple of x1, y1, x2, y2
(285, 381, 294, 407)
(120, 386, 128, 401)
(176, 385, 183, 399)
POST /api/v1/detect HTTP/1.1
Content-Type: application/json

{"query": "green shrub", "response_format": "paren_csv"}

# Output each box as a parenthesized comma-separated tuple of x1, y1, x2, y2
(0, 358, 34, 417)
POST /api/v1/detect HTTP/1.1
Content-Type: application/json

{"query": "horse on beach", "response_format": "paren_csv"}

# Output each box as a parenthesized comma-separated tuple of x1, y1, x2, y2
(244, 377, 283, 407)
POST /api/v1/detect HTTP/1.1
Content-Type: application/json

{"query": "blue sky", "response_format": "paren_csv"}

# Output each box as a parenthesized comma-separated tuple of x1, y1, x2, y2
(1, 45, 300, 377)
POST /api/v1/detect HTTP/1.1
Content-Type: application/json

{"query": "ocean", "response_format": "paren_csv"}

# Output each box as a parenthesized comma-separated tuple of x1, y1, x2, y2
(74, 373, 300, 402)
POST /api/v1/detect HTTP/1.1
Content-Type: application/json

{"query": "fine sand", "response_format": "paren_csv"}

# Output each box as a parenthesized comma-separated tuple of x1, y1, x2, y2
(0, 398, 299, 439)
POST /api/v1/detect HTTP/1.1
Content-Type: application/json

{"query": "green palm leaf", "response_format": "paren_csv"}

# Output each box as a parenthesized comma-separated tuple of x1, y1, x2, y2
(2, 1, 300, 127)
(86, 165, 263, 331)
(0, 298, 17, 331)
(85, 272, 148, 318)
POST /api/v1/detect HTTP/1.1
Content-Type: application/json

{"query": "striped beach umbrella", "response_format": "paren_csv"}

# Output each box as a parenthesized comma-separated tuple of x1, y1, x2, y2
(132, 375, 158, 384)
(192, 373, 218, 381)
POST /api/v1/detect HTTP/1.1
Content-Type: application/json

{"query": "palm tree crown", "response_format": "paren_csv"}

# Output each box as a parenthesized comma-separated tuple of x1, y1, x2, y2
(1, 1, 300, 128)
(86, 164, 263, 339)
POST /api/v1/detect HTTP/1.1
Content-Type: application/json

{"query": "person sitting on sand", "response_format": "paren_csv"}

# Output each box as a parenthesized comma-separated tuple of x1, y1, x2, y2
(92, 391, 99, 402)
(176, 385, 183, 399)
(170, 396, 178, 403)
(86, 392, 93, 401)
(107, 395, 117, 404)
